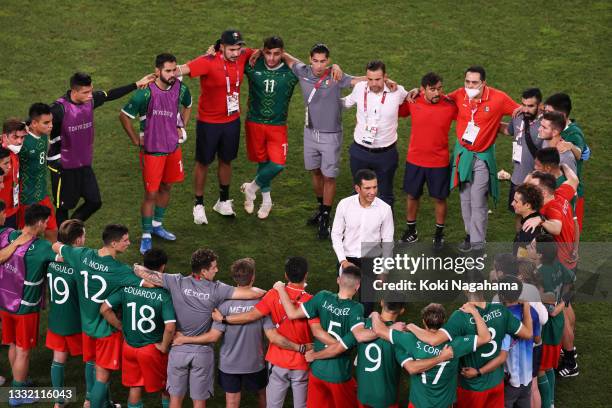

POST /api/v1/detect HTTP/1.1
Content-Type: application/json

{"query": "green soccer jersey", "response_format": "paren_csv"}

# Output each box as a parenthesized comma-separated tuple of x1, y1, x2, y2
(561, 122, 586, 197)
(542, 308, 564, 345)
(121, 82, 191, 134)
(60, 245, 143, 339)
(1, 229, 56, 314)
(356, 319, 400, 408)
(538, 261, 575, 303)
(245, 58, 298, 125)
(441, 303, 522, 391)
(19, 132, 49, 204)
(47, 261, 82, 335)
(105, 285, 175, 348)
(392, 330, 477, 408)
(301, 290, 363, 383)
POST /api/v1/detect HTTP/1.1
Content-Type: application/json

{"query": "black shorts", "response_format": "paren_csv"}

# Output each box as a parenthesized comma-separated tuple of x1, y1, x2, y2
(508, 182, 519, 213)
(195, 119, 241, 165)
(532, 343, 543, 375)
(49, 165, 101, 210)
(218, 368, 268, 393)
(403, 162, 450, 200)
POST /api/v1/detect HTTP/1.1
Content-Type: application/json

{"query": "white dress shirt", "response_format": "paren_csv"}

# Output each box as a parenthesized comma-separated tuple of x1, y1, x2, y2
(331, 195, 394, 262)
(342, 81, 408, 148)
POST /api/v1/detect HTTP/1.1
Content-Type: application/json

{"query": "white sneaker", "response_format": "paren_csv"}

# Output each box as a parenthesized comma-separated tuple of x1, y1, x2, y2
(193, 204, 208, 225)
(213, 199, 236, 216)
(257, 202, 273, 219)
(241, 182, 256, 214)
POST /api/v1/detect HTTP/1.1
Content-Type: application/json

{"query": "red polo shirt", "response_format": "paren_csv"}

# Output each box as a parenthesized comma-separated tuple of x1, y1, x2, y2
(255, 284, 320, 371)
(399, 95, 457, 168)
(540, 183, 577, 270)
(448, 86, 519, 152)
(187, 48, 254, 123)
(0, 152, 20, 217)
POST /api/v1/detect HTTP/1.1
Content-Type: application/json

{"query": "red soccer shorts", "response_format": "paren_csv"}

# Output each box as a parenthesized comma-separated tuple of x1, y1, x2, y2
(0, 311, 39, 350)
(358, 401, 398, 408)
(306, 372, 357, 408)
(576, 197, 584, 232)
(82, 332, 96, 362)
(17, 196, 57, 230)
(140, 147, 184, 193)
(82, 331, 123, 370)
(456, 381, 504, 408)
(539, 344, 562, 371)
(121, 341, 168, 392)
(45, 329, 82, 356)
(245, 121, 288, 165)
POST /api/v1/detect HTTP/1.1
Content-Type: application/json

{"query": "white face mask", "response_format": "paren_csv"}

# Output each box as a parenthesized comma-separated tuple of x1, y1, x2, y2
(465, 87, 481, 99)
(7, 144, 22, 154)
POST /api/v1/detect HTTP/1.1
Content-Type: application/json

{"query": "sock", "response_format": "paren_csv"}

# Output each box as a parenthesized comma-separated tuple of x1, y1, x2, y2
(141, 216, 153, 235)
(406, 220, 417, 234)
(321, 205, 332, 216)
(538, 374, 551, 408)
(262, 191, 272, 205)
(90, 380, 108, 408)
(219, 184, 230, 202)
(546, 368, 556, 405)
(50, 361, 65, 393)
(153, 206, 166, 227)
(85, 361, 95, 401)
(435, 223, 445, 237)
(194, 195, 204, 206)
(127, 402, 143, 408)
(563, 348, 576, 364)
(255, 161, 284, 192)
(316, 196, 323, 205)
(12, 379, 26, 388)
(161, 397, 170, 408)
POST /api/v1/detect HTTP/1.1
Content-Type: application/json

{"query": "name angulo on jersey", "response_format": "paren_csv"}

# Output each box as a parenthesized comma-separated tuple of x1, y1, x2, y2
(49, 262, 74, 275)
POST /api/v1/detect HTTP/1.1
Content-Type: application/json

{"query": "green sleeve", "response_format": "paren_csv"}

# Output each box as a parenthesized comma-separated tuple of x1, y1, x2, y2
(563, 131, 585, 151)
(302, 291, 325, 319)
(349, 302, 365, 330)
(105, 290, 123, 309)
(180, 83, 192, 108)
(116, 265, 143, 288)
(161, 292, 176, 322)
(505, 307, 522, 335)
(442, 310, 467, 339)
(450, 335, 477, 358)
(121, 89, 147, 119)
(392, 330, 415, 365)
(561, 263, 576, 284)
(60, 246, 82, 267)
(340, 331, 357, 350)
(42, 241, 57, 262)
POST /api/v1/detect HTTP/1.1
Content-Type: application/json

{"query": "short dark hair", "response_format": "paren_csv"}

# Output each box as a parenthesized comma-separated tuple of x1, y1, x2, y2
(530, 171, 557, 194)
(515, 183, 543, 211)
(494, 253, 519, 277)
(2, 118, 26, 134)
(70, 72, 92, 89)
(521, 88, 542, 103)
(155, 53, 177, 69)
(497, 275, 523, 304)
(310, 43, 330, 58)
(354, 168, 377, 186)
(58, 219, 85, 245)
(382, 300, 405, 313)
(263, 36, 284, 50)
(536, 147, 560, 168)
(544, 93, 572, 116)
(366, 60, 386, 74)
(542, 111, 565, 132)
(465, 65, 486, 81)
(231, 258, 255, 286)
(24, 204, 51, 227)
(191, 248, 218, 274)
(102, 224, 129, 246)
(0, 200, 6, 212)
(535, 233, 558, 265)
(0, 146, 10, 160)
(143, 248, 168, 271)
(285, 256, 308, 283)
(422, 303, 446, 330)
(421, 72, 443, 88)
(28, 103, 51, 121)
(342, 265, 361, 280)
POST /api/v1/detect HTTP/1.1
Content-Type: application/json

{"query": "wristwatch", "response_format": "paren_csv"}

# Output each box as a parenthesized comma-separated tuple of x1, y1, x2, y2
(221, 316, 228, 325)
(476, 368, 482, 377)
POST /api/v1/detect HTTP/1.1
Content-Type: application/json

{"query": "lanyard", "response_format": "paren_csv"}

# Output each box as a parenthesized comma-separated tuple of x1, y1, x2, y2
(363, 88, 387, 113)
(306, 68, 331, 105)
(222, 59, 240, 95)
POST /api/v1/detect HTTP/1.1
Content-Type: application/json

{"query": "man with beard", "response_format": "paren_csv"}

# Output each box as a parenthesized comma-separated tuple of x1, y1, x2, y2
(120, 53, 192, 254)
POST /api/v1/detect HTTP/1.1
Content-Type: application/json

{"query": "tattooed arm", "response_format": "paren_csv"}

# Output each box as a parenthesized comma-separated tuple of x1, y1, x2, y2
(133, 264, 164, 287)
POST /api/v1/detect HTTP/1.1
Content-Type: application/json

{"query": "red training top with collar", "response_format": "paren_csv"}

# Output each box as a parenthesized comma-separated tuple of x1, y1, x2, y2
(187, 48, 254, 124)
(540, 183, 577, 270)
(399, 94, 458, 168)
(0, 152, 20, 217)
(448, 86, 519, 152)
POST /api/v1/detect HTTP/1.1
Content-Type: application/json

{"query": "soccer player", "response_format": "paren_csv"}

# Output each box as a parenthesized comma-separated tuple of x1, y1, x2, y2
(120, 53, 192, 254)
(46, 219, 87, 408)
(48, 71, 155, 226)
(133, 248, 265, 408)
(53, 224, 148, 408)
(372, 302, 491, 408)
(0, 118, 27, 228)
(0, 204, 56, 407)
(273, 265, 377, 408)
(100, 248, 176, 408)
(406, 272, 533, 408)
(19, 103, 58, 242)
(178, 29, 255, 222)
(398, 72, 457, 248)
(240, 36, 299, 219)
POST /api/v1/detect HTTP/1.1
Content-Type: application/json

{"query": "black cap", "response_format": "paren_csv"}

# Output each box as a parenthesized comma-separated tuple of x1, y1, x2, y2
(220, 29, 245, 46)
